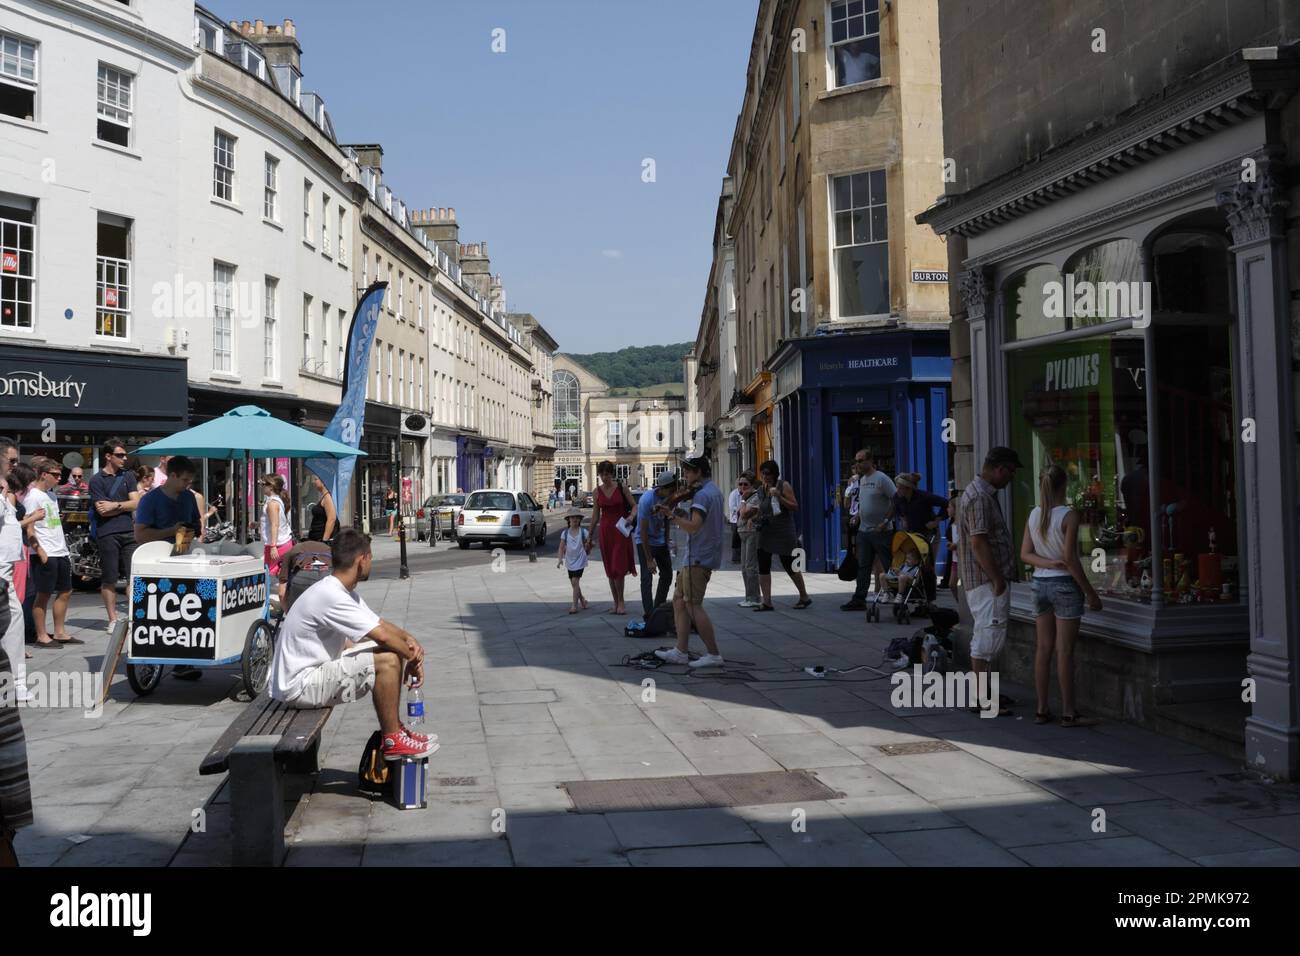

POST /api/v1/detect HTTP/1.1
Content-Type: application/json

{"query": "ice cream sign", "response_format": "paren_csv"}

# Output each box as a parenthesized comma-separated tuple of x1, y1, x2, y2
(130, 576, 219, 659)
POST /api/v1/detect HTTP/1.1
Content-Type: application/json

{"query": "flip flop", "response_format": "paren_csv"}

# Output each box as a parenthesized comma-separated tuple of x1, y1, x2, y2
(1035, 711, 1054, 725)
(793, 599, 813, 609)
(567, 607, 578, 615)
(54, 637, 86, 645)
(754, 604, 775, 612)
(1060, 714, 1100, 728)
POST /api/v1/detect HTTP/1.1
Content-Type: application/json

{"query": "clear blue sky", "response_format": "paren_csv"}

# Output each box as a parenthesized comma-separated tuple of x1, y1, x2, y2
(237, 0, 757, 352)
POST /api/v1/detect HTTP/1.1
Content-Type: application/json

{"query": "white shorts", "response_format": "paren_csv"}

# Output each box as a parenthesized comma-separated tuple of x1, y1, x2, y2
(966, 583, 1010, 662)
(291, 642, 377, 709)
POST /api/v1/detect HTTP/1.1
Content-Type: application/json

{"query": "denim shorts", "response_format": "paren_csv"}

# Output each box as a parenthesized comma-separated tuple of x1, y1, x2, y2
(1032, 576, 1083, 620)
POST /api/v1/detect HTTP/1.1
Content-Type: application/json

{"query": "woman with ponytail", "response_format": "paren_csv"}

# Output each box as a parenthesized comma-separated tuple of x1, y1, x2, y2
(259, 474, 294, 577)
(1020, 463, 1103, 727)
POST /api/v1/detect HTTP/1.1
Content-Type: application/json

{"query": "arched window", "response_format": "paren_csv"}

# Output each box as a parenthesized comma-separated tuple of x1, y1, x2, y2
(1064, 238, 1143, 327)
(553, 369, 581, 451)
(1004, 263, 1064, 340)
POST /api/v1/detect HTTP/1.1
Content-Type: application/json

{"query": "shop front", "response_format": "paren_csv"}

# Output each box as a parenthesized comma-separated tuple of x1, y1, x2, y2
(741, 371, 774, 469)
(0, 343, 187, 474)
(356, 402, 400, 534)
(400, 413, 429, 521)
(428, 429, 459, 496)
(457, 434, 486, 494)
(189, 385, 337, 539)
(770, 330, 951, 574)
(922, 54, 1300, 773)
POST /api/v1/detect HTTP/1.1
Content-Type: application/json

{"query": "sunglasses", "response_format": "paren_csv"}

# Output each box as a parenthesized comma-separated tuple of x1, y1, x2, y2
(110, 452, 128, 458)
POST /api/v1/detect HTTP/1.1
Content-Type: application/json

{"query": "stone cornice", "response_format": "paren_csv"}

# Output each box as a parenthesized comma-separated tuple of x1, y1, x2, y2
(919, 54, 1300, 238)
(7, 0, 198, 63)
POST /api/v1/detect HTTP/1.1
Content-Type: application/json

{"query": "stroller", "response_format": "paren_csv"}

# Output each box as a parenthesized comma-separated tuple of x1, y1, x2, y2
(866, 531, 934, 625)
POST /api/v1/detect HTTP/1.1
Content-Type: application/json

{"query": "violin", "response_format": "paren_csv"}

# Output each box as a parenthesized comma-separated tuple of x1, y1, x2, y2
(655, 478, 703, 516)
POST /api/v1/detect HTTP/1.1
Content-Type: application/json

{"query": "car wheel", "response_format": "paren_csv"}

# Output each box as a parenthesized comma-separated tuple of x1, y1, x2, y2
(458, 539, 470, 550)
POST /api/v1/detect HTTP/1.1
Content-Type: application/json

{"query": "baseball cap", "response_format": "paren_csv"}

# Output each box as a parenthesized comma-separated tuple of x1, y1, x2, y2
(655, 469, 679, 488)
(985, 446, 1024, 469)
(680, 456, 711, 476)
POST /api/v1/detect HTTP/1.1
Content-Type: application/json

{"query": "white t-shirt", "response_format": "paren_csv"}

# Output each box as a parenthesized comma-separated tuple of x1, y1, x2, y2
(562, 527, 588, 572)
(727, 488, 742, 525)
(1028, 505, 1072, 578)
(261, 496, 293, 547)
(0, 493, 23, 564)
(270, 574, 381, 701)
(22, 487, 69, 558)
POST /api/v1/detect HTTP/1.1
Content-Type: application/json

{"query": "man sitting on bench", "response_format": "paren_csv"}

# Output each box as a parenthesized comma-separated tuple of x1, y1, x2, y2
(269, 528, 435, 761)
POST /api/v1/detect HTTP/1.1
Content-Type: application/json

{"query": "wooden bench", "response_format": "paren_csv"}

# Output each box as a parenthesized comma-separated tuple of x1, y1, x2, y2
(200, 693, 333, 866)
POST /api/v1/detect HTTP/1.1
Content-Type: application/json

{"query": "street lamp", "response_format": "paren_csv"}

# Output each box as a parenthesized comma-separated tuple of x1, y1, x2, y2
(393, 439, 409, 580)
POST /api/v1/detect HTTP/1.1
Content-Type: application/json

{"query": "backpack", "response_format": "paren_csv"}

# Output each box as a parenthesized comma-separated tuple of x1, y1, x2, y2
(285, 549, 331, 612)
(644, 603, 674, 637)
(357, 730, 392, 798)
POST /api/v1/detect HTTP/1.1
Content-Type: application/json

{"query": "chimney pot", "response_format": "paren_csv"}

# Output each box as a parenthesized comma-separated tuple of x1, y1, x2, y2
(449, 207, 455, 220)
(242, 20, 252, 34)
(284, 18, 296, 37)
(255, 18, 265, 32)
(482, 242, 488, 257)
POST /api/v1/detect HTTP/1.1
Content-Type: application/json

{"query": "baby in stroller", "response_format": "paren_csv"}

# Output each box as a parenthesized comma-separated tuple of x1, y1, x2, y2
(867, 531, 932, 624)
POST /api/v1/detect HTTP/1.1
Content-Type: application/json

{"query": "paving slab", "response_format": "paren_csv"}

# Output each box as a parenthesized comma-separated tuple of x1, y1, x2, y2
(874, 826, 1026, 866)
(506, 812, 625, 866)
(603, 807, 762, 849)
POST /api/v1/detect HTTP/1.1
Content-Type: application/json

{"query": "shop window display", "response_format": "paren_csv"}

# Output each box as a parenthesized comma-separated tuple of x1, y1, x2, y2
(1005, 230, 1240, 606)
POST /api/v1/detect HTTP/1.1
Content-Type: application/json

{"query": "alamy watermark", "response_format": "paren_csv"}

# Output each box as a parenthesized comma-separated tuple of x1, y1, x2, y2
(1, 671, 103, 718)
(890, 666, 1001, 719)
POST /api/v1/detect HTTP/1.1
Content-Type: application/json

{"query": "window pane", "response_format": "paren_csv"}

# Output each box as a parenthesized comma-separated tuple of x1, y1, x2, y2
(1008, 334, 1153, 604)
(836, 37, 880, 86)
(1006, 264, 1066, 341)
(1154, 232, 1231, 314)
(832, 175, 852, 211)
(869, 170, 886, 204)
(869, 205, 887, 243)
(831, 20, 847, 44)
(1065, 238, 1143, 327)
(835, 211, 854, 246)
(836, 243, 888, 317)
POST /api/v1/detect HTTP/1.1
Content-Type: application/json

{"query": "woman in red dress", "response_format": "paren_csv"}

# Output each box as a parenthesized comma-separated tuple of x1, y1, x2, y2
(592, 460, 637, 614)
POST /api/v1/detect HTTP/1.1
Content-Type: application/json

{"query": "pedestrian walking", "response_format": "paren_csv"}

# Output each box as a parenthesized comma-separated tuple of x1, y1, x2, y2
(260, 474, 295, 577)
(556, 509, 592, 614)
(653, 456, 727, 668)
(735, 471, 762, 607)
(841, 450, 896, 610)
(90, 439, 139, 634)
(636, 470, 677, 619)
(1022, 463, 1103, 727)
(22, 457, 80, 648)
(269, 529, 435, 761)
(306, 474, 337, 542)
(957, 446, 1023, 716)
(0, 440, 30, 702)
(727, 477, 743, 564)
(591, 460, 637, 615)
(384, 487, 399, 536)
(754, 460, 811, 611)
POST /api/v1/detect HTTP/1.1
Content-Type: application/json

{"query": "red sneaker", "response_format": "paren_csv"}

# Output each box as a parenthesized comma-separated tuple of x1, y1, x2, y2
(401, 724, 435, 745)
(382, 729, 435, 761)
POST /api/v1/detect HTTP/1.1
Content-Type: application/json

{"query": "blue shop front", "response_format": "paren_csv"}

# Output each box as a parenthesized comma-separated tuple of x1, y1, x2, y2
(456, 436, 486, 493)
(770, 329, 952, 575)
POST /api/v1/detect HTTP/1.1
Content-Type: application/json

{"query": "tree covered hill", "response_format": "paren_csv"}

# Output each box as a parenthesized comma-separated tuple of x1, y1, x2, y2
(563, 342, 692, 390)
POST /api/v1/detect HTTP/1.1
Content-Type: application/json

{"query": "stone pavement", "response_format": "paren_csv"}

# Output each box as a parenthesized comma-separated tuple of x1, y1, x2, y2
(12, 552, 1300, 867)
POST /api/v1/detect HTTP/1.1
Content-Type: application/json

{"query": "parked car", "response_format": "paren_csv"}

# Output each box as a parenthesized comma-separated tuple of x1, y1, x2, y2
(457, 489, 547, 549)
(580, 491, 595, 508)
(414, 493, 465, 541)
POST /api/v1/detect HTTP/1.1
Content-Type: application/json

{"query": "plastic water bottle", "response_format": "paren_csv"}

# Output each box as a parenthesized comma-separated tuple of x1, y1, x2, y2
(406, 684, 425, 726)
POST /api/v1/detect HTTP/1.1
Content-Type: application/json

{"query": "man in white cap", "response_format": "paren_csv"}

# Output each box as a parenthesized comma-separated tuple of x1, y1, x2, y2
(653, 456, 726, 668)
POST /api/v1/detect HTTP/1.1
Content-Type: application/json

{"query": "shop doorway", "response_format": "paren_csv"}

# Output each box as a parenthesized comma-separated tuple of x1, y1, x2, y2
(830, 412, 894, 563)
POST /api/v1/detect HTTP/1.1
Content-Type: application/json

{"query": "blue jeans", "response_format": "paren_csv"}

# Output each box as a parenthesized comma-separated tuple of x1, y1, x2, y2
(1032, 576, 1084, 620)
(852, 529, 893, 601)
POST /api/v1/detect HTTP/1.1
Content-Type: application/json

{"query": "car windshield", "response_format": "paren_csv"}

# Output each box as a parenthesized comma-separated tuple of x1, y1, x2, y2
(446, 495, 465, 506)
(466, 492, 516, 511)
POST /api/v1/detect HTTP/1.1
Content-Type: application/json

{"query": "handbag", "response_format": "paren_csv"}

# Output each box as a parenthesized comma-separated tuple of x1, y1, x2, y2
(837, 537, 859, 581)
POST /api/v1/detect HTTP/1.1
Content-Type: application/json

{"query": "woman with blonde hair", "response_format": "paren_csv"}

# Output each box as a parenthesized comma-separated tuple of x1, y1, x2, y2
(1020, 463, 1103, 727)
(259, 474, 294, 577)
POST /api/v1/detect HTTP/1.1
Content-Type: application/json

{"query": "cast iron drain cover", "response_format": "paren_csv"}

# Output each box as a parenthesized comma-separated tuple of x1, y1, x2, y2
(875, 741, 958, 756)
(435, 777, 480, 787)
(562, 770, 841, 813)
(693, 729, 729, 738)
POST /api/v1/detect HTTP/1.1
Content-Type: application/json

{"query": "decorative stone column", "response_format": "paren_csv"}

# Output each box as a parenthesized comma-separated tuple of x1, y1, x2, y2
(959, 267, 994, 470)
(1216, 154, 1300, 780)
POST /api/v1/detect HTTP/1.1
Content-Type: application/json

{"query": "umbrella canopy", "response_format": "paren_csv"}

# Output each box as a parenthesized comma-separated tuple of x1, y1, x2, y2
(135, 405, 365, 460)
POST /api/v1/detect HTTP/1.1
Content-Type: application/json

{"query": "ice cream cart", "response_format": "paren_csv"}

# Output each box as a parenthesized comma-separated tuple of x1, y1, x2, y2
(124, 540, 274, 697)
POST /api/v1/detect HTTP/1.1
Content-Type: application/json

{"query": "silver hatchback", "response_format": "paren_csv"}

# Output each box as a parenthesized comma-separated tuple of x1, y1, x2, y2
(456, 489, 547, 549)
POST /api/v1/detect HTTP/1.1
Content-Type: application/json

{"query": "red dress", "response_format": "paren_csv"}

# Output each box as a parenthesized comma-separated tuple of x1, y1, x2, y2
(596, 484, 635, 579)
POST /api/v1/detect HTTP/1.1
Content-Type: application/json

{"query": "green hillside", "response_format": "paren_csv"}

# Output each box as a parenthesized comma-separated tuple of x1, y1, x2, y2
(565, 343, 692, 390)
